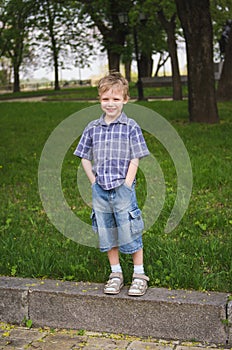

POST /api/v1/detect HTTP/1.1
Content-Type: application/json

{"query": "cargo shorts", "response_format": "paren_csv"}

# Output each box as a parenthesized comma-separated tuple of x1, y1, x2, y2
(91, 182, 144, 253)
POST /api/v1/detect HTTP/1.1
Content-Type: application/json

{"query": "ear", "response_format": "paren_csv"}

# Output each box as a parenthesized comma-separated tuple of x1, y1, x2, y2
(123, 96, 129, 104)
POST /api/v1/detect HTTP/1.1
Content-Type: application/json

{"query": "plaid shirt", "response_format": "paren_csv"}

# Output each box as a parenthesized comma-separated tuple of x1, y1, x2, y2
(74, 112, 150, 190)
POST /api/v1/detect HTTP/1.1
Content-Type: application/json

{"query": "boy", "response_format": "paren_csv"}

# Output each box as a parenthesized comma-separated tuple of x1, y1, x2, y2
(74, 72, 150, 296)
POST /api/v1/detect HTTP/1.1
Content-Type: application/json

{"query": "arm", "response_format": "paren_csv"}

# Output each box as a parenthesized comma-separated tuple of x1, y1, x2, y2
(125, 158, 139, 187)
(81, 158, 96, 185)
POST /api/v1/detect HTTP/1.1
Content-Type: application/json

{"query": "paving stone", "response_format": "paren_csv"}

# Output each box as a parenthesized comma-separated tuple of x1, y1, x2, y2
(179, 341, 218, 348)
(127, 340, 174, 349)
(0, 339, 11, 349)
(29, 333, 88, 350)
(157, 340, 180, 346)
(81, 336, 129, 349)
(176, 347, 221, 350)
(0, 328, 46, 349)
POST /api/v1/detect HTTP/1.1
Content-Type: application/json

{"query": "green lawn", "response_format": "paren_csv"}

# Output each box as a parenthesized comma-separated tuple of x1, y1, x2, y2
(0, 84, 188, 101)
(0, 99, 231, 292)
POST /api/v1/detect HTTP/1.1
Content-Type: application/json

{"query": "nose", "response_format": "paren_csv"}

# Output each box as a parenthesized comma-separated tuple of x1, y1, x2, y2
(106, 99, 115, 105)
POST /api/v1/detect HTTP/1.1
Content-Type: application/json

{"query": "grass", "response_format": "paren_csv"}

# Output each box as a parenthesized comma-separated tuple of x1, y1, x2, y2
(0, 98, 231, 292)
(0, 84, 188, 101)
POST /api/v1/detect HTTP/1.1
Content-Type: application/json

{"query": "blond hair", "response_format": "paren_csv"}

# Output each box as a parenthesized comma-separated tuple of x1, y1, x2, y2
(98, 71, 129, 100)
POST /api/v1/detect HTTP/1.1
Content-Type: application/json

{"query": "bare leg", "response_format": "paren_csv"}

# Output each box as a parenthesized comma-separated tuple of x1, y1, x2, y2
(132, 248, 143, 266)
(107, 247, 120, 265)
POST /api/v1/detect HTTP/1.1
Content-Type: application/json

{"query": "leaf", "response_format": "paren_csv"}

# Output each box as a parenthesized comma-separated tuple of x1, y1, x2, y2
(26, 319, 33, 328)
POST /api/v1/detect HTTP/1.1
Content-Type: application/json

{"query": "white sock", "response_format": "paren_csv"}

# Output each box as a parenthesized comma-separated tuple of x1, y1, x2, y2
(111, 263, 122, 273)
(134, 264, 144, 275)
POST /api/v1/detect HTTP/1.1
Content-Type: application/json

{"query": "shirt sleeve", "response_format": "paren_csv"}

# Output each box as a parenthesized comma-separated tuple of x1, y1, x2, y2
(130, 124, 150, 159)
(73, 126, 93, 160)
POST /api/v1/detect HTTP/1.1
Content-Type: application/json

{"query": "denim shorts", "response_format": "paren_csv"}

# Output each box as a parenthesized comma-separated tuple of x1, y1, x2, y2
(91, 182, 144, 254)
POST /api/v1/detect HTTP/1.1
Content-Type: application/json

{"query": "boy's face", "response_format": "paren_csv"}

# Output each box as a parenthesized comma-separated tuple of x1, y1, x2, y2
(100, 87, 128, 122)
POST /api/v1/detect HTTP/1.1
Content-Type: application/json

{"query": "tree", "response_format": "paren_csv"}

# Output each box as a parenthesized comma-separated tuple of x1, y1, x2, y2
(154, 52, 169, 76)
(0, 57, 12, 87)
(211, 0, 232, 101)
(157, 9, 182, 100)
(137, 22, 155, 78)
(140, 0, 183, 100)
(217, 26, 232, 100)
(80, 0, 132, 72)
(0, 0, 35, 92)
(120, 34, 133, 81)
(175, 0, 219, 123)
(0, 0, 8, 57)
(134, 12, 166, 78)
(36, 0, 95, 90)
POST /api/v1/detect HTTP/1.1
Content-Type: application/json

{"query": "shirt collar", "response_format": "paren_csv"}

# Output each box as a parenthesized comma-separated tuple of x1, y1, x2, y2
(94, 112, 128, 126)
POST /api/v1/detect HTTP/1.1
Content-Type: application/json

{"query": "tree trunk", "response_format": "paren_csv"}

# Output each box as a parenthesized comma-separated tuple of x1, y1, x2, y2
(107, 29, 125, 72)
(107, 49, 120, 72)
(124, 60, 131, 82)
(157, 10, 182, 100)
(167, 21, 183, 100)
(217, 29, 232, 101)
(140, 53, 153, 77)
(54, 58, 60, 91)
(81, 1, 128, 75)
(154, 53, 169, 76)
(47, 2, 60, 91)
(11, 31, 24, 93)
(13, 64, 20, 93)
(12, 46, 22, 92)
(175, 0, 219, 123)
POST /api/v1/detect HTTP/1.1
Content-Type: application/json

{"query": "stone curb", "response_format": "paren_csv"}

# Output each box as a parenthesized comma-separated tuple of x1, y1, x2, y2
(0, 277, 231, 345)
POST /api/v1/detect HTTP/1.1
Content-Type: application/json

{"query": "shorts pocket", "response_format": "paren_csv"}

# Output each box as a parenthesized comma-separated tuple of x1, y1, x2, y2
(129, 208, 144, 234)
(123, 182, 133, 191)
(90, 210, 98, 233)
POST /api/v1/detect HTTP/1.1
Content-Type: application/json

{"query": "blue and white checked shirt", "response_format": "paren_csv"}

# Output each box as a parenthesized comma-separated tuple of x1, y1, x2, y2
(74, 112, 150, 190)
